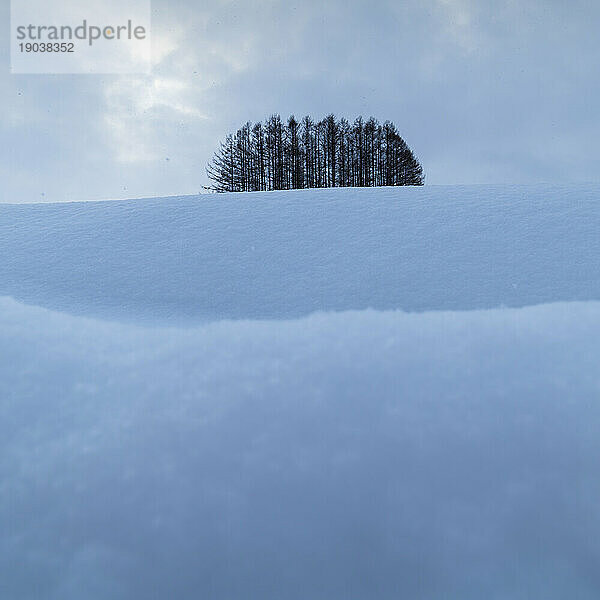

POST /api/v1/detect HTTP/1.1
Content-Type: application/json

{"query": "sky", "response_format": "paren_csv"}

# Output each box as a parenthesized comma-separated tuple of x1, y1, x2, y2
(2, 0, 600, 203)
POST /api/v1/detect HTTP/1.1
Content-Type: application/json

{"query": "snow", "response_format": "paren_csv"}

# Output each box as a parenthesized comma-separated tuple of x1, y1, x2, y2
(2, 184, 600, 599)
(2, 183, 600, 322)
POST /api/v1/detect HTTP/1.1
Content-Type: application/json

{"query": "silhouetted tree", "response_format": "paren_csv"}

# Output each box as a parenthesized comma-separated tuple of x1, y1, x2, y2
(207, 114, 424, 192)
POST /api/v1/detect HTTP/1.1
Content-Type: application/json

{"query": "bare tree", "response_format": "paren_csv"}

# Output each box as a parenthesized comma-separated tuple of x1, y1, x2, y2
(206, 114, 424, 192)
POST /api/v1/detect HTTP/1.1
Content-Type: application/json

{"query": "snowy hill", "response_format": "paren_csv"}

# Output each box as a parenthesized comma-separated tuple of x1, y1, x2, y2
(2, 184, 600, 599)
(2, 183, 600, 322)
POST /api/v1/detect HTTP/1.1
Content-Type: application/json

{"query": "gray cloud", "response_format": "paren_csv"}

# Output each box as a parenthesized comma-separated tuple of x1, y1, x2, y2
(2, 0, 600, 201)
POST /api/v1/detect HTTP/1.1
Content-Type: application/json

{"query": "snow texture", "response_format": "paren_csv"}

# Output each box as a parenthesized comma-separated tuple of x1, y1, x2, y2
(2, 184, 600, 599)
(1, 184, 600, 322)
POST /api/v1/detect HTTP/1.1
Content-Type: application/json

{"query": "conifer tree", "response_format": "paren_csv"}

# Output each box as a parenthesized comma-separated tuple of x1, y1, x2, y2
(207, 114, 424, 192)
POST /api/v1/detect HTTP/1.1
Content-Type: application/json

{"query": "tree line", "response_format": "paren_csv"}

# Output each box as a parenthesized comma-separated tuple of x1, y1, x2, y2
(207, 114, 424, 192)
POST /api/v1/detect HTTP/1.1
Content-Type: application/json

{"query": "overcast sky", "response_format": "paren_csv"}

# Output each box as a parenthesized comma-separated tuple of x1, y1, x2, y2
(2, 0, 600, 202)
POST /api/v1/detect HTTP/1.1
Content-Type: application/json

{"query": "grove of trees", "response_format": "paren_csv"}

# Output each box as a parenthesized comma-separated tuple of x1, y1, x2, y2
(207, 114, 424, 192)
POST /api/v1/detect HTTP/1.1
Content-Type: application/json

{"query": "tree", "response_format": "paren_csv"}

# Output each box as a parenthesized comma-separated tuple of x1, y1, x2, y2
(206, 114, 424, 192)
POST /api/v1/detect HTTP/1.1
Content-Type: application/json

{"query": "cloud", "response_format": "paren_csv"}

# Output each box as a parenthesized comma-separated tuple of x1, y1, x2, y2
(3, 0, 600, 201)
(102, 75, 207, 164)
(434, 0, 480, 53)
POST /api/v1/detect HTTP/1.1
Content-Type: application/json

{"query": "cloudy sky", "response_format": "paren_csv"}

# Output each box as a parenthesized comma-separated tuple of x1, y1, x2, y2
(2, 0, 600, 203)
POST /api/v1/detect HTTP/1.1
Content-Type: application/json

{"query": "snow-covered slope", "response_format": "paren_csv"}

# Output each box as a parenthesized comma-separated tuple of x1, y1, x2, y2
(2, 184, 600, 321)
(2, 185, 600, 599)
(3, 298, 600, 599)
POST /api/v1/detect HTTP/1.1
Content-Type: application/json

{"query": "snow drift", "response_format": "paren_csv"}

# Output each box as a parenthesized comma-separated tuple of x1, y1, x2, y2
(2, 183, 600, 321)
(2, 184, 600, 599)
